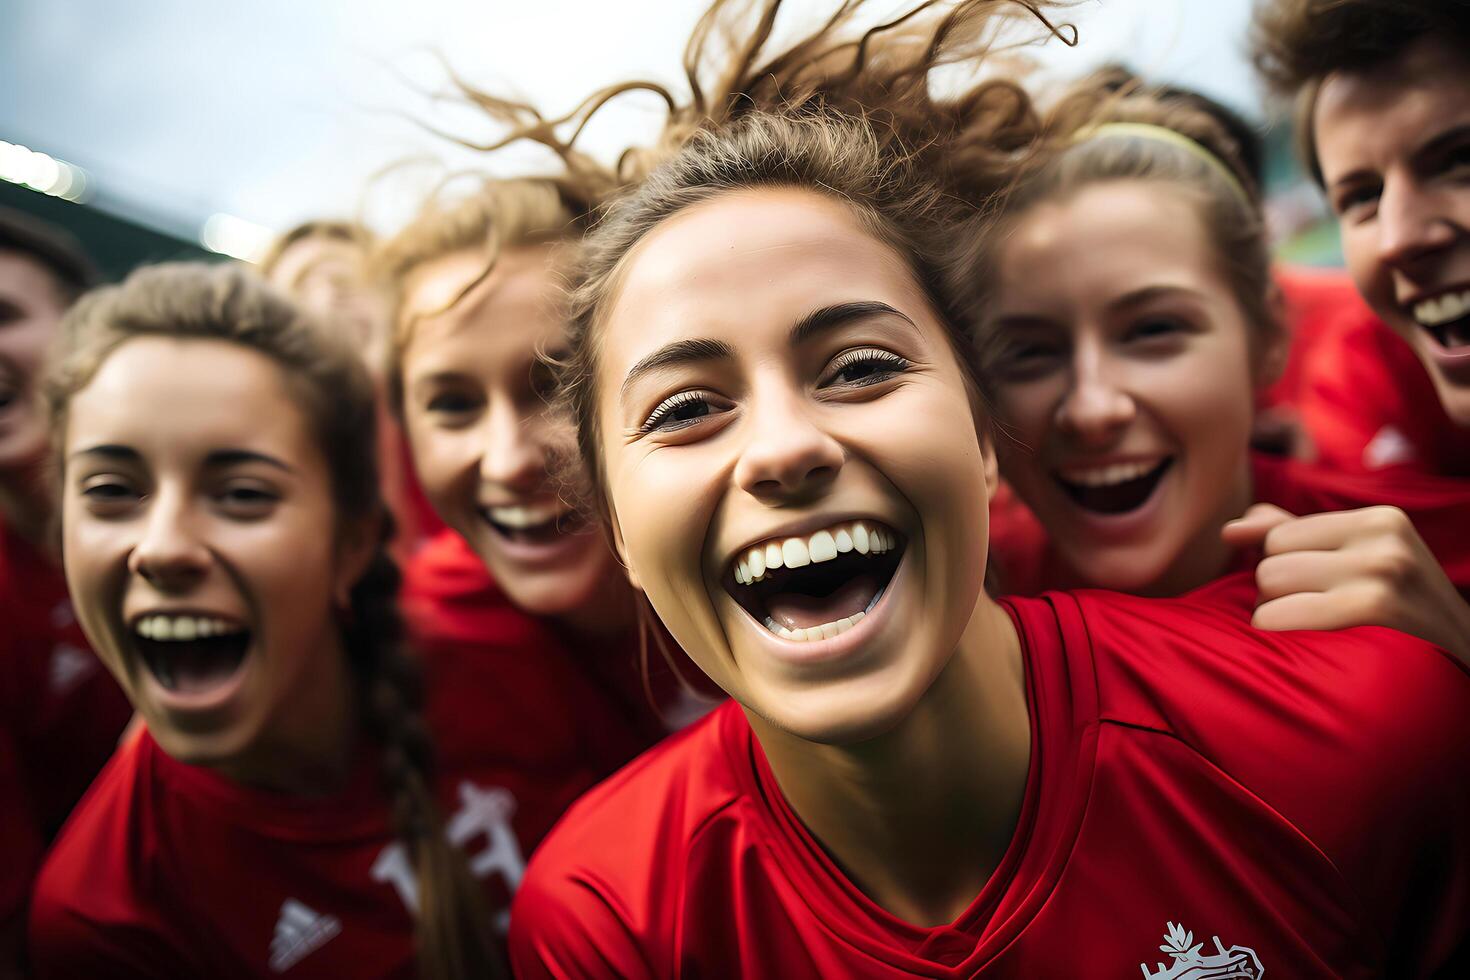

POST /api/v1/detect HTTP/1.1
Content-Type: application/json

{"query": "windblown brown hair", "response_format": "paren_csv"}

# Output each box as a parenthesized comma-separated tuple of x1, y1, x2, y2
(44, 263, 500, 980)
(1250, 0, 1470, 182)
(438, 0, 1074, 207)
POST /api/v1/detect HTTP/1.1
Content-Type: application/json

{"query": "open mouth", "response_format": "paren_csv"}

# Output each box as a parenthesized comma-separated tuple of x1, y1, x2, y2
(1054, 458, 1173, 515)
(1413, 290, 1470, 351)
(726, 520, 904, 642)
(478, 500, 587, 545)
(132, 614, 251, 696)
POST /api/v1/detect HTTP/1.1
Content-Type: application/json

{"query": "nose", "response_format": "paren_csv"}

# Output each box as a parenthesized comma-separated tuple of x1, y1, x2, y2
(733, 388, 844, 502)
(127, 488, 210, 592)
(1054, 344, 1135, 448)
(479, 397, 549, 493)
(1377, 176, 1456, 271)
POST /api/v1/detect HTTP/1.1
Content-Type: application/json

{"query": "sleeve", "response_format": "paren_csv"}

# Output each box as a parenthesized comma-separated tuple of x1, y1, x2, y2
(508, 863, 655, 980)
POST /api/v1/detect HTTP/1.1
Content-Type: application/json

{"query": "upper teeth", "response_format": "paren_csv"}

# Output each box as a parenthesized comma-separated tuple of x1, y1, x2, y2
(732, 520, 896, 586)
(1414, 290, 1470, 327)
(135, 615, 243, 641)
(1058, 460, 1159, 488)
(484, 502, 566, 529)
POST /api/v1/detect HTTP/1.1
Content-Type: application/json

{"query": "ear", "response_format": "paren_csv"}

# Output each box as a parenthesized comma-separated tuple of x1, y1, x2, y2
(605, 505, 643, 593)
(1255, 284, 1291, 391)
(333, 510, 384, 609)
(979, 425, 1001, 501)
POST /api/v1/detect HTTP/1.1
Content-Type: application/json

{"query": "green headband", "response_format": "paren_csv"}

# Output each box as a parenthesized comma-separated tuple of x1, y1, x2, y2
(1080, 122, 1252, 207)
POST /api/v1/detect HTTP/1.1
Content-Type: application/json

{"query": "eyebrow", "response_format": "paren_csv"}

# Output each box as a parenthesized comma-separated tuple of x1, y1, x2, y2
(1105, 284, 1206, 312)
(68, 444, 296, 474)
(1412, 122, 1470, 168)
(618, 301, 912, 402)
(620, 338, 736, 402)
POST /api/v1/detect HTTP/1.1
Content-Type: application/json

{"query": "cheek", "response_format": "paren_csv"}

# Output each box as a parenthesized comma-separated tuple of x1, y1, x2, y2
(406, 424, 477, 505)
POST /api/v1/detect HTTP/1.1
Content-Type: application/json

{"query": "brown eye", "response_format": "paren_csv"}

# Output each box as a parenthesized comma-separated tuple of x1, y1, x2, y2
(641, 391, 719, 433)
(821, 348, 908, 387)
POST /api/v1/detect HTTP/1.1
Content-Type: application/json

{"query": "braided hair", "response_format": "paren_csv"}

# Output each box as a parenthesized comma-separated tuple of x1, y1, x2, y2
(45, 262, 499, 979)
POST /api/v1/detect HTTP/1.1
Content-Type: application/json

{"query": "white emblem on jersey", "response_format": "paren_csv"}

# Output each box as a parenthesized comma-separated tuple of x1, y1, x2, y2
(268, 899, 341, 973)
(50, 599, 77, 630)
(1140, 921, 1263, 979)
(371, 780, 526, 931)
(1363, 425, 1416, 469)
(49, 642, 96, 695)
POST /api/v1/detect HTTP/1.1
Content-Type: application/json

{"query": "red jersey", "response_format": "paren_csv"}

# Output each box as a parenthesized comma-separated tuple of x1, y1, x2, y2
(1297, 310, 1470, 477)
(990, 452, 1470, 597)
(510, 578, 1470, 978)
(0, 518, 130, 835)
(28, 563, 651, 978)
(1262, 265, 1377, 412)
(0, 721, 42, 942)
(403, 529, 717, 745)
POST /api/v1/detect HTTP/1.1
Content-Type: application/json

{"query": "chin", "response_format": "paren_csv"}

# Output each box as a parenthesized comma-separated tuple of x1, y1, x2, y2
(146, 721, 252, 768)
(1432, 377, 1470, 428)
(1066, 547, 1170, 594)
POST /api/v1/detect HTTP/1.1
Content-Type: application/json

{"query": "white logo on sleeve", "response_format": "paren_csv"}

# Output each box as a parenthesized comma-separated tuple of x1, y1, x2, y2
(49, 642, 96, 695)
(269, 899, 342, 973)
(1363, 425, 1416, 469)
(1139, 921, 1263, 979)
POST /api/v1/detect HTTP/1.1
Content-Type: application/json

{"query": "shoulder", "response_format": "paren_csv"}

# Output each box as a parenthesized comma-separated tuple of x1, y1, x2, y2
(510, 702, 751, 972)
(1067, 583, 1470, 838)
(29, 736, 183, 977)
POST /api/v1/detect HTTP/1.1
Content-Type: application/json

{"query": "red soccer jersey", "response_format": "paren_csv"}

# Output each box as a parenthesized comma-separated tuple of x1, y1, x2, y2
(989, 452, 1470, 597)
(1297, 310, 1470, 477)
(403, 528, 718, 744)
(510, 578, 1470, 978)
(28, 578, 652, 978)
(0, 518, 130, 835)
(0, 721, 42, 947)
(1262, 265, 1377, 412)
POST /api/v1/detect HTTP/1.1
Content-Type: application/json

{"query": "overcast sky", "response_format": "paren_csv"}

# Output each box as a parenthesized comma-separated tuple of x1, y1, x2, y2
(1, 0, 1264, 249)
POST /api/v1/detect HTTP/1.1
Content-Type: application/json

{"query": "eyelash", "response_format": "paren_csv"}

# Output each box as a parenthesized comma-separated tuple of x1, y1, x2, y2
(822, 347, 910, 387)
(640, 390, 716, 433)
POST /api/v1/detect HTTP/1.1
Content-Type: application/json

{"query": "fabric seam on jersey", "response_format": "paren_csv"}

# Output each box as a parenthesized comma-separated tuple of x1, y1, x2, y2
(1093, 716, 1389, 966)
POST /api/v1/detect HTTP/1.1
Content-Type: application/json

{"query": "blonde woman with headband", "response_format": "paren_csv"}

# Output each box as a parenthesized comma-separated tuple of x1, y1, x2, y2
(960, 87, 1470, 666)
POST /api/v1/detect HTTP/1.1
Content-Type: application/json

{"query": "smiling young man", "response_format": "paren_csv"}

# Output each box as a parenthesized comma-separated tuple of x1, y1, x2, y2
(1254, 0, 1470, 476)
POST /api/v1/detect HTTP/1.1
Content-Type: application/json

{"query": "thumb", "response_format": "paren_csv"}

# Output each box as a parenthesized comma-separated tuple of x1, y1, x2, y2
(1221, 502, 1296, 547)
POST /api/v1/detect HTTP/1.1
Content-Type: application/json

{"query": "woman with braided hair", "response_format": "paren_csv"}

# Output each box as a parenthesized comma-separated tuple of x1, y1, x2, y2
(25, 263, 640, 978)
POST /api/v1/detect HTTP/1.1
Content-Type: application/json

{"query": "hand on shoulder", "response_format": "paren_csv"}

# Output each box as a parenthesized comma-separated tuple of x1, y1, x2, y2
(1223, 503, 1470, 667)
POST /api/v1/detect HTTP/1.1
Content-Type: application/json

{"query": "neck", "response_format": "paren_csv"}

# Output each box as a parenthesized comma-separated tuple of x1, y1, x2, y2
(751, 593, 1031, 927)
(0, 461, 53, 552)
(1144, 457, 1256, 596)
(216, 624, 359, 797)
(555, 574, 638, 638)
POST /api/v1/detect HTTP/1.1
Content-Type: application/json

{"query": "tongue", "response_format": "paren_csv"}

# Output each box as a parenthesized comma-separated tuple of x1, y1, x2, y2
(1440, 319, 1470, 350)
(169, 643, 242, 695)
(766, 573, 878, 630)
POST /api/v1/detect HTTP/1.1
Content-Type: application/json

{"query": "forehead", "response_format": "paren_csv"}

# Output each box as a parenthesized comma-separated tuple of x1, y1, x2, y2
(401, 246, 560, 374)
(67, 336, 315, 458)
(269, 235, 364, 288)
(997, 181, 1218, 300)
(602, 188, 924, 361)
(1315, 35, 1470, 173)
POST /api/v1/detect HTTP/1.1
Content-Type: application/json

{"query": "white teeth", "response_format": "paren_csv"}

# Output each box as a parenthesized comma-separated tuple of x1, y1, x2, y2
(782, 538, 811, 569)
(484, 501, 566, 529)
(732, 521, 900, 585)
(763, 609, 866, 642)
(1058, 460, 1160, 488)
(765, 542, 784, 571)
(134, 614, 244, 642)
(1415, 289, 1470, 327)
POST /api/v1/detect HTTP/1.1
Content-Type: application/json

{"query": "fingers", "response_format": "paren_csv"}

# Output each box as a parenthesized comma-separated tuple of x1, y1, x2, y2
(1254, 549, 1356, 601)
(1255, 505, 1414, 557)
(1251, 590, 1358, 634)
(1221, 503, 1297, 548)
